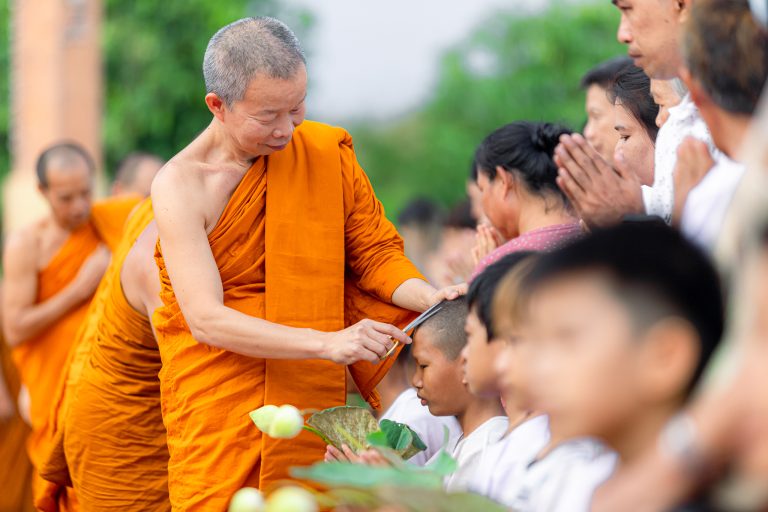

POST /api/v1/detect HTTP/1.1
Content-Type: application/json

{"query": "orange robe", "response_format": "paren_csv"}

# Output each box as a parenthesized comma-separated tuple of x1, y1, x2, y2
(10, 196, 139, 506)
(35, 200, 167, 511)
(153, 120, 423, 510)
(0, 340, 35, 512)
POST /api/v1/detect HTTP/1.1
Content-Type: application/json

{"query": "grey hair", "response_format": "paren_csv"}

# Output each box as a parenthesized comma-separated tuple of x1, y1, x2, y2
(203, 17, 306, 106)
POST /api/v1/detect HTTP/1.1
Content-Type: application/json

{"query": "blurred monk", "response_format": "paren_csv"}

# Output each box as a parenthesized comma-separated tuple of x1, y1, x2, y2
(111, 152, 164, 198)
(36, 201, 167, 511)
(2, 142, 139, 506)
(151, 17, 462, 510)
(0, 300, 35, 512)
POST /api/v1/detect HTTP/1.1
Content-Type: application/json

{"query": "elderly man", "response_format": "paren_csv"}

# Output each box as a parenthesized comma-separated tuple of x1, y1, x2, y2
(2, 142, 138, 505)
(151, 17, 458, 509)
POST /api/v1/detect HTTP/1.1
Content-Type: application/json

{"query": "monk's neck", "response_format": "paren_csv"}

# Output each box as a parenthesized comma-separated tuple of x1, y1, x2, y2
(202, 119, 263, 170)
(457, 397, 505, 438)
(514, 195, 575, 237)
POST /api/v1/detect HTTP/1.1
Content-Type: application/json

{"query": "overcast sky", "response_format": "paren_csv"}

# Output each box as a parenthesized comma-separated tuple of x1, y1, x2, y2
(282, 0, 549, 123)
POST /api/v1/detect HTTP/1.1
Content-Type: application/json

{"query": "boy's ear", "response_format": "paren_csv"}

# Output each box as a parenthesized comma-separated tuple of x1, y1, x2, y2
(638, 318, 700, 402)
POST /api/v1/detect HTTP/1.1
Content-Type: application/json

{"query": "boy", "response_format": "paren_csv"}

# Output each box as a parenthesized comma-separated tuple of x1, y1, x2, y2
(460, 252, 552, 497)
(327, 298, 507, 489)
(376, 341, 462, 466)
(521, 221, 723, 510)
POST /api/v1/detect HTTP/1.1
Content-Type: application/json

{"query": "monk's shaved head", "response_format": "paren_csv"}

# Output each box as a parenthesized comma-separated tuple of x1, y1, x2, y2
(416, 297, 469, 361)
(36, 142, 95, 189)
(203, 17, 306, 107)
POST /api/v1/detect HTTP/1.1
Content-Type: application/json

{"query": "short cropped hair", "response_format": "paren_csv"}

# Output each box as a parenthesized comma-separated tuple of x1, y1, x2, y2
(467, 252, 536, 339)
(203, 17, 306, 107)
(36, 142, 95, 188)
(684, 0, 768, 115)
(417, 297, 469, 361)
(525, 220, 724, 395)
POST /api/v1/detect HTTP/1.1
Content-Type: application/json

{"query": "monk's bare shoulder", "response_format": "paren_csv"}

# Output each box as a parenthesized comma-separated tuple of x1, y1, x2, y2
(4, 220, 44, 269)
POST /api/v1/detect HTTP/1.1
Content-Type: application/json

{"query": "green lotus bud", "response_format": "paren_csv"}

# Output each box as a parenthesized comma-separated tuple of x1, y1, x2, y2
(265, 486, 317, 512)
(267, 405, 304, 439)
(249, 405, 280, 432)
(228, 487, 265, 512)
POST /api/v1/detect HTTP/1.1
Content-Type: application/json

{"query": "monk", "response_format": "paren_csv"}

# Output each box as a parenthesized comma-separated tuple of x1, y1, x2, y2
(2, 142, 139, 505)
(151, 17, 461, 510)
(35, 200, 168, 512)
(0, 321, 35, 512)
(111, 152, 164, 198)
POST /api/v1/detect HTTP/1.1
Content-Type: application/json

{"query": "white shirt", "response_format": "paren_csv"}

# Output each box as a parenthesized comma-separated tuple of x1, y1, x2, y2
(380, 387, 462, 466)
(498, 435, 618, 512)
(681, 156, 745, 252)
(645, 94, 718, 223)
(443, 415, 509, 491)
(466, 415, 551, 500)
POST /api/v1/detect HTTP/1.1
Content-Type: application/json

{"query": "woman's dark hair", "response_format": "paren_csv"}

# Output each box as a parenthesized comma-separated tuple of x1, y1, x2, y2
(609, 65, 660, 142)
(470, 121, 572, 203)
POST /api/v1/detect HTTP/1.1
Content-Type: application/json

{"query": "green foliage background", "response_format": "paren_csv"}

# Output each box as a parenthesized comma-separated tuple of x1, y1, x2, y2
(0, 1, 625, 215)
(350, 2, 625, 214)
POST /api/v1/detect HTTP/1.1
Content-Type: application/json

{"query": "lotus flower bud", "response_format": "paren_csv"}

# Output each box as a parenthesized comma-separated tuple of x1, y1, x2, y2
(265, 486, 317, 512)
(228, 487, 265, 512)
(267, 405, 304, 439)
(249, 405, 280, 432)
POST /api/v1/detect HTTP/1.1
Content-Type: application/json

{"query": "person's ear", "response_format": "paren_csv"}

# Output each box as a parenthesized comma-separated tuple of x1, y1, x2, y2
(205, 92, 227, 122)
(37, 182, 47, 197)
(495, 166, 518, 198)
(638, 317, 700, 403)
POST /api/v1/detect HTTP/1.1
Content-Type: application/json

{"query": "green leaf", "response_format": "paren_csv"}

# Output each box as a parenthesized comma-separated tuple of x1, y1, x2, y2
(375, 419, 427, 460)
(291, 462, 444, 490)
(424, 449, 458, 477)
(305, 406, 379, 454)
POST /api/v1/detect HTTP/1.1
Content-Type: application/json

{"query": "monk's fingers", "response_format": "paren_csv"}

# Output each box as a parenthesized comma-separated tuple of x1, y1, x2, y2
(369, 321, 411, 345)
(363, 326, 394, 352)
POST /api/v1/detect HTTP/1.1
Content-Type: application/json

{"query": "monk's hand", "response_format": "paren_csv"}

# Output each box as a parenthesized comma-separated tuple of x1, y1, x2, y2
(554, 133, 644, 230)
(428, 283, 468, 307)
(323, 319, 411, 364)
(672, 137, 714, 226)
(72, 244, 111, 301)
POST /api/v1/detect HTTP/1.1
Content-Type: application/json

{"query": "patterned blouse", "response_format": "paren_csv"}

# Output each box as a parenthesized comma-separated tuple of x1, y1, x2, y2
(470, 222, 582, 281)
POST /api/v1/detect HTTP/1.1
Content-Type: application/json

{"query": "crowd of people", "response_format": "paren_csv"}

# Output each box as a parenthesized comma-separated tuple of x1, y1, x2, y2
(1, 0, 768, 510)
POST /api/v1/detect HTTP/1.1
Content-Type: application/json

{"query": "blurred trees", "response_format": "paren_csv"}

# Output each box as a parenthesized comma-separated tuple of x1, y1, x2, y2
(103, 0, 311, 173)
(351, 2, 625, 214)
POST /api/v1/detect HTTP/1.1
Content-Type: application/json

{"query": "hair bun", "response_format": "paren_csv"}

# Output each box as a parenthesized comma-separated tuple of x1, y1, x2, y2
(531, 124, 562, 154)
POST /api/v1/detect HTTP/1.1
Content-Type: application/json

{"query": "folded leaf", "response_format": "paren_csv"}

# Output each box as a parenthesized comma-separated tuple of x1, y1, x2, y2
(376, 419, 427, 460)
(306, 406, 379, 454)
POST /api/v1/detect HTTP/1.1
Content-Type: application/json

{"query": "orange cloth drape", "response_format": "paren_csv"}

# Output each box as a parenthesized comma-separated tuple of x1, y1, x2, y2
(10, 196, 138, 509)
(0, 339, 34, 512)
(152, 120, 422, 511)
(35, 200, 164, 512)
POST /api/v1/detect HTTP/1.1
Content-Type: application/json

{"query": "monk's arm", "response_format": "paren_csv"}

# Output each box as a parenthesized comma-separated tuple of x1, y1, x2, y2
(152, 172, 409, 364)
(342, 148, 463, 311)
(2, 232, 93, 347)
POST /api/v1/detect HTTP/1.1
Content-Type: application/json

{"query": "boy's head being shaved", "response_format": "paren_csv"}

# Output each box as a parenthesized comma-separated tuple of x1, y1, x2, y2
(415, 297, 469, 361)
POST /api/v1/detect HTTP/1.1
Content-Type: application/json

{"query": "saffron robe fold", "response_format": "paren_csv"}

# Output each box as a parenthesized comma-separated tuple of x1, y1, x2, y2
(153, 120, 422, 510)
(36, 200, 167, 511)
(10, 196, 138, 504)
